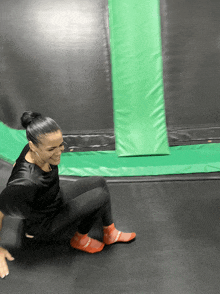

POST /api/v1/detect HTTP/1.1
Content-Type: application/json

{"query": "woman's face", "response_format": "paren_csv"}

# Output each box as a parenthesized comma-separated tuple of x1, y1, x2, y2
(33, 130, 65, 166)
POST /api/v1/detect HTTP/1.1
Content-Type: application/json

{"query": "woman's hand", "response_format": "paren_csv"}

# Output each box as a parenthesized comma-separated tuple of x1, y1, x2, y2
(0, 247, 14, 279)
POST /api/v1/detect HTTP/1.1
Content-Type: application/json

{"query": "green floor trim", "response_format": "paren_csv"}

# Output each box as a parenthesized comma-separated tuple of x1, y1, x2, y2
(58, 144, 220, 177)
(1, 122, 220, 177)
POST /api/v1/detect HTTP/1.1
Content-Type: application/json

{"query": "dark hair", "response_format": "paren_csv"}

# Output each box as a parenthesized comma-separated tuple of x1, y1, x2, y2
(21, 111, 61, 146)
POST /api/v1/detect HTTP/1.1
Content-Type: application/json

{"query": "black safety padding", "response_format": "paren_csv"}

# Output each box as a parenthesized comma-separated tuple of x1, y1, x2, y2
(160, 0, 220, 145)
(0, 0, 113, 135)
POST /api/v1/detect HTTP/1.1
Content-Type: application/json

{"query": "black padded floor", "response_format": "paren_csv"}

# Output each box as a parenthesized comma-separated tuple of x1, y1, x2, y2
(1, 160, 220, 293)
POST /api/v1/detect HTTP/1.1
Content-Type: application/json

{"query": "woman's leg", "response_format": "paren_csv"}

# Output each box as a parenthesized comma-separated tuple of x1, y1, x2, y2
(36, 177, 111, 250)
(37, 177, 136, 253)
(51, 177, 113, 235)
(60, 177, 136, 246)
(55, 177, 113, 253)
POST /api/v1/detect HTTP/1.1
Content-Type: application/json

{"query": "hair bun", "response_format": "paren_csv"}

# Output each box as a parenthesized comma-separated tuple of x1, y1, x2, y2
(20, 111, 42, 129)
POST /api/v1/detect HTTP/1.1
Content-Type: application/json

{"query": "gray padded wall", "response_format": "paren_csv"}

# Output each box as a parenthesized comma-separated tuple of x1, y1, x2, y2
(161, 0, 220, 145)
(2, 0, 220, 148)
(0, 0, 113, 134)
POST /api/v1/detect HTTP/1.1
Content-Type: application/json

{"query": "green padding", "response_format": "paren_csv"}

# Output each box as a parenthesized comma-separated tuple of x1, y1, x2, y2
(0, 122, 27, 164)
(1, 120, 220, 177)
(58, 144, 220, 176)
(108, 0, 169, 157)
(1, 122, 220, 177)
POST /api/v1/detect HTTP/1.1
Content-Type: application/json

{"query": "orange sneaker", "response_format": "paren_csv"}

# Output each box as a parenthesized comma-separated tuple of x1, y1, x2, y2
(103, 223, 136, 245)
(70, 232, 105, 254)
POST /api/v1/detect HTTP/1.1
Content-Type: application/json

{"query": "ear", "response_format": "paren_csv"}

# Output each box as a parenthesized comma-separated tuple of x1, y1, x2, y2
(29, 141, 37, 152)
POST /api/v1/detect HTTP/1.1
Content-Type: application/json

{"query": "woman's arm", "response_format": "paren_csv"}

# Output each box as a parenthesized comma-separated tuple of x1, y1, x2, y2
(0, 183, 38, 279)
(0, 211, 15, 279)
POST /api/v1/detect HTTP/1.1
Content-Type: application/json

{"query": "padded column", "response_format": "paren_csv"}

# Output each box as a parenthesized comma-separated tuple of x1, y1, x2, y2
(108, 0, 169, 156)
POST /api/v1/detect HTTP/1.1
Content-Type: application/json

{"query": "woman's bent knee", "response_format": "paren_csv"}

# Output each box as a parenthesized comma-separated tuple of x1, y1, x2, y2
(89, 186, 110, 208)
(95, 176, 107, 188)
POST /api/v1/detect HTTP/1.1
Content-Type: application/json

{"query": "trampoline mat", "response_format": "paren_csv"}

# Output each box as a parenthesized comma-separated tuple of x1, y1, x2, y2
(1, 158, 220, 293)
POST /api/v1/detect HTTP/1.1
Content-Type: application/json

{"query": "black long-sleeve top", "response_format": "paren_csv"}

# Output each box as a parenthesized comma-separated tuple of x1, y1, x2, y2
(0, 144, 64, 236)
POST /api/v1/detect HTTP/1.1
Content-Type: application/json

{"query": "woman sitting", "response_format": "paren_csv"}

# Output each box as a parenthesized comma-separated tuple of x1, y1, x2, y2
(0, 111, 136, 279)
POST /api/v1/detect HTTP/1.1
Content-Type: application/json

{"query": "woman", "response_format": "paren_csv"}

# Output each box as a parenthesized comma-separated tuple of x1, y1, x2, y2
(0, 111, 136, 279)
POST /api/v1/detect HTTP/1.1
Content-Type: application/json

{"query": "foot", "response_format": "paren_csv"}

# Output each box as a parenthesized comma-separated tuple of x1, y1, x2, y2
(103, 223, 136, 245)
(70, 232, 105, 254)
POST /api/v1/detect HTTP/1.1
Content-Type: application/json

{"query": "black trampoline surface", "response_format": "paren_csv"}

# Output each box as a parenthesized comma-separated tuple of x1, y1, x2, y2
(1, 160, 220, 294)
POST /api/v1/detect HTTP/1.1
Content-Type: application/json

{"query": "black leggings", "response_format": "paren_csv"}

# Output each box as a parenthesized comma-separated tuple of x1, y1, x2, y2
(53, 176, 113, 235)
(23, 177, 113, 243)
